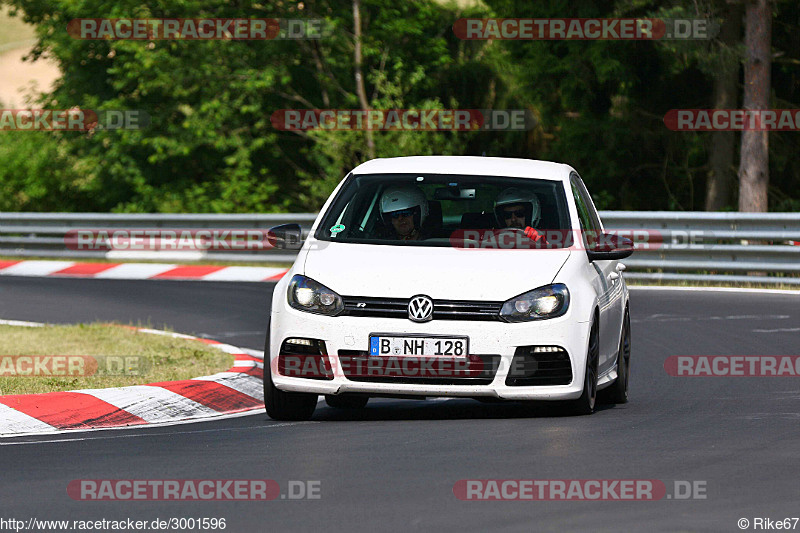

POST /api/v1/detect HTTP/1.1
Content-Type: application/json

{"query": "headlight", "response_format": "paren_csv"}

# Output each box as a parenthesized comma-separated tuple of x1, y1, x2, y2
(287, 275, 344, 316)
(500, 284, 569, 322)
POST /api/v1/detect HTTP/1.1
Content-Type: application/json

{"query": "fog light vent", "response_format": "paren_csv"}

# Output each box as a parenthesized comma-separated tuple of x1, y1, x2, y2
(506, 345, 572, 386)
(278, 338, 332, 380)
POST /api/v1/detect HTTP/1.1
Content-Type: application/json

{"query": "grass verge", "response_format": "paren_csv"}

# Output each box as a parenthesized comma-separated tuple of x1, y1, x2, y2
(0, 322, 233, 396)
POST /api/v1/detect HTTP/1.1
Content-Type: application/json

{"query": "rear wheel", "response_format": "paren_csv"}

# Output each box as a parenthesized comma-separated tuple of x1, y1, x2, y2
(599, 308, 631, 404)
(567, 320, 599, 415)
(325, 394, 369, 409)
(263, 331, 318, 421)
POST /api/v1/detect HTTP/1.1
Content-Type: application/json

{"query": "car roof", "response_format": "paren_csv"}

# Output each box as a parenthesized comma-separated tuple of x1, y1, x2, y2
(350, 156, 573, 181)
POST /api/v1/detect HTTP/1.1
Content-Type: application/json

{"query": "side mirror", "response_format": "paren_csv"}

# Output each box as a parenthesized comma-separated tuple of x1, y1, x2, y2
(267, 224, 303, 249)
(586, 233, 634, 261)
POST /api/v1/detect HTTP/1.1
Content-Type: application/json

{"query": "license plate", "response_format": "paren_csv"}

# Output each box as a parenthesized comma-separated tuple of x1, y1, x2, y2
(369, 335, 468, 357)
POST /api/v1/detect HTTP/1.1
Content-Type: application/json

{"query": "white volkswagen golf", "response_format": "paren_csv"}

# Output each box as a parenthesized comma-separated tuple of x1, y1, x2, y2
(265, 156, 633, 420)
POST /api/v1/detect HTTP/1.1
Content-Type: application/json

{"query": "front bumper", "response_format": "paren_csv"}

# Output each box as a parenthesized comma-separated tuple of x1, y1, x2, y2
(269, 305, 591, 401)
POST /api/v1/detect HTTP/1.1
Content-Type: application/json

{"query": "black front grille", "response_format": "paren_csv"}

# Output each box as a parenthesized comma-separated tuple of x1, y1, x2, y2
(342, 297, 407, 319)
(341, 296, 503, 321)
(505, 346, 572, 386)
(337, 351, 500, 385)
(433, 300, 503, 321)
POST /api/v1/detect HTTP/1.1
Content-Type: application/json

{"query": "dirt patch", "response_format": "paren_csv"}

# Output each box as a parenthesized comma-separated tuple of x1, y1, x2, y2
(0, 46, 60, 107)
(0, 7, 60, 107)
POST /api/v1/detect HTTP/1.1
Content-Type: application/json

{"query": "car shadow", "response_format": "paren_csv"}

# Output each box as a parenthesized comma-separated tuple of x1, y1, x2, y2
(311, 398, 620, 422)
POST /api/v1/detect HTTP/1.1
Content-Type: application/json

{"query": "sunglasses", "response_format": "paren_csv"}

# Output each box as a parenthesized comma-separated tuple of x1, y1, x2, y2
(390, 209, 415, 219)
(502, 209, 525, 219)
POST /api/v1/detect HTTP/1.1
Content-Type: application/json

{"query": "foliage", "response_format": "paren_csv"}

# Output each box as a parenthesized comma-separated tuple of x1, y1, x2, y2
(0, 0, 798, 212)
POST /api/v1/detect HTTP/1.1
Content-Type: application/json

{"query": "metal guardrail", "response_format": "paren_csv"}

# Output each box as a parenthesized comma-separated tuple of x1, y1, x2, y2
(0, 213, 318, 263)
(600, 211, 800, 285)
(1, 211, 799, 284)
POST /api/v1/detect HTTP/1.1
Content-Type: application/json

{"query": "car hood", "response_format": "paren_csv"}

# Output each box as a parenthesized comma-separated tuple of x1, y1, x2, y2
(302, 241, 571, 301)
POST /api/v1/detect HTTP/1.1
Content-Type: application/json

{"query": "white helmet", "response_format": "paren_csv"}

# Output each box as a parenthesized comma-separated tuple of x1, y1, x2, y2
(494, 187, 541, 228)
(380, 185, 429, 226)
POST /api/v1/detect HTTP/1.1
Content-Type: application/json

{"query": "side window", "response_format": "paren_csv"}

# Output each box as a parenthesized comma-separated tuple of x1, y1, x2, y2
(573, 174, 603, 232)
(570, 174, 600, 250)
(570, 179, 593, 232)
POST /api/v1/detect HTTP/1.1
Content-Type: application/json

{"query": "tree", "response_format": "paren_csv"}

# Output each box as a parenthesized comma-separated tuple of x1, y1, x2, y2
(352, 0, 374, 159)
(3, 0, 798, 213)
(3, 0, 508, 212)
(705, 1, 742, 211)
(738, 0, 772, 212)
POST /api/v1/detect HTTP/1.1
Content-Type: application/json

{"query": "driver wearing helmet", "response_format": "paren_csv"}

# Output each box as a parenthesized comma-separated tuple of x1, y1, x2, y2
(494, 187, 546, 243)
(379, 185, 430, 241)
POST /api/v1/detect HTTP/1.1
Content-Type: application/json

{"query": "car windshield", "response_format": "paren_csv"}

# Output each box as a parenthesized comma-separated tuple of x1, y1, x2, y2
(314, 173, 573, 248)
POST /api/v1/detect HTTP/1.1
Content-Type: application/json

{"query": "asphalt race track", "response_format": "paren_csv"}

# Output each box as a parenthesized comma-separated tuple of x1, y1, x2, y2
(1, 277, 798, 532)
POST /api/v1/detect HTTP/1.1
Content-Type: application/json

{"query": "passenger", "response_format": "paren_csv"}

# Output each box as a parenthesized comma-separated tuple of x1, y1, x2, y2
(379, 185, 430, 241)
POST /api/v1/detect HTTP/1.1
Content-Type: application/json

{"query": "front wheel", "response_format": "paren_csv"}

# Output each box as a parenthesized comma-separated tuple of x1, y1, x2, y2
(263, 331, 318, 421)
(566, 320, 598, 415)
(599, 308, 631, 404)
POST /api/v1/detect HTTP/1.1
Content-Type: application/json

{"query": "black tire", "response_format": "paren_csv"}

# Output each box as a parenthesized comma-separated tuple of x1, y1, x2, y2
(567, 319, 599, 415)
(599, 308, 631, 404)
(324, 394, 369, 409)
(263, 331, 318, 421)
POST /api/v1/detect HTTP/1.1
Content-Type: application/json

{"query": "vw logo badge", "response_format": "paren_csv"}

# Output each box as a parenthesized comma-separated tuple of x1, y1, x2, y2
(408, 295, 434, 322)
